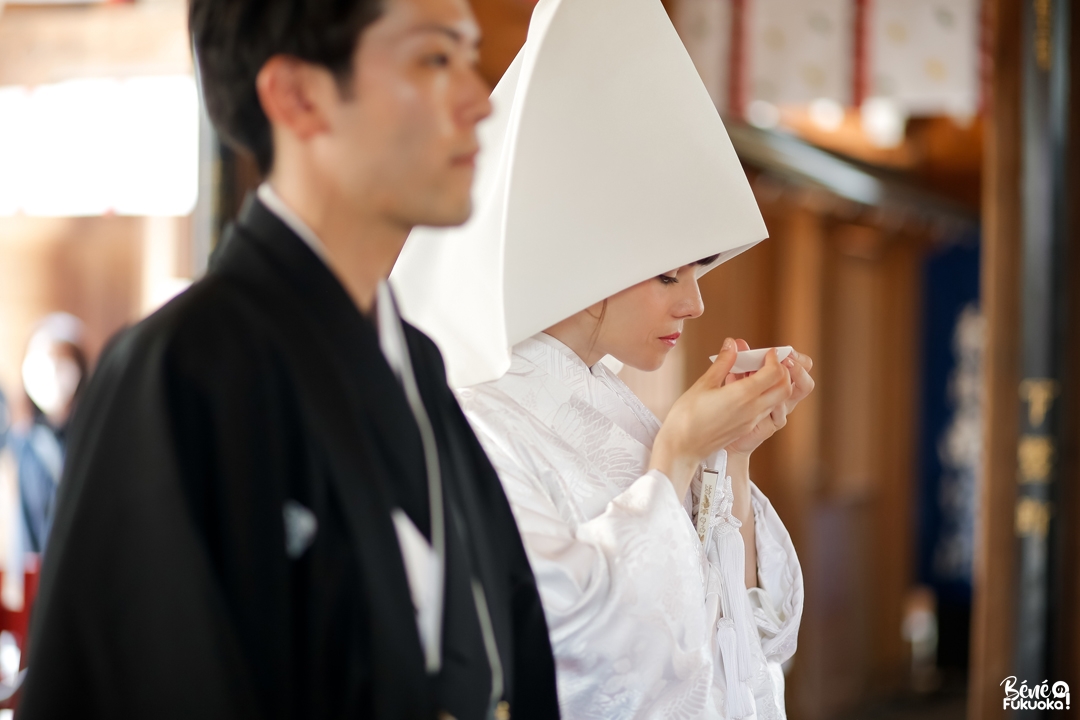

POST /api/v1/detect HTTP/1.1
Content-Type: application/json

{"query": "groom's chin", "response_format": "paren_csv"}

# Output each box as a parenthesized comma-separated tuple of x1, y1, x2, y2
(413, 195, 474, 230)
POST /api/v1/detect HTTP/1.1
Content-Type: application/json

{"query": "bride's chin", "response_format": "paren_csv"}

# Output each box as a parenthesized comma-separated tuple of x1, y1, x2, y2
(630, 353, 667, 373)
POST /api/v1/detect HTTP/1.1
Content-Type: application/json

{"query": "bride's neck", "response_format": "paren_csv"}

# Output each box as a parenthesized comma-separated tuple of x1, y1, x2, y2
(544, 314, 607, 367)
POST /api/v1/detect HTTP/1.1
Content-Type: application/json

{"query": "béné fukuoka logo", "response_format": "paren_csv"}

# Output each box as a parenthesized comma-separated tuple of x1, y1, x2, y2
(1001, 677, 1071, 711)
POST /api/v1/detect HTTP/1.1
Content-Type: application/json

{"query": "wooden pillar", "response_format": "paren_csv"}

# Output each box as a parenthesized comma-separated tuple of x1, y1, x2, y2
(820, 223, 884, 504)
(969, 0, 1027, 716)
(972, 0, 1078, 715)
(866, 231, 922, 698)
(1055, 0, 1080, 693)
(772, 206, 825, 534)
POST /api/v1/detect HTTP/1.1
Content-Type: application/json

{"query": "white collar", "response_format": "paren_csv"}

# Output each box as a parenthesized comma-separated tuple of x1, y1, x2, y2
(256, 182, 331, 264)
(256, 183, 405, 375)
(524, 332, 625, 377)
(503, 333, 661, 449)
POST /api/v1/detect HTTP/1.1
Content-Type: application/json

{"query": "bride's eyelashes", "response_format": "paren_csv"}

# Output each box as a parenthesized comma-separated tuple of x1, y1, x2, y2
(657, 273, 679, 285)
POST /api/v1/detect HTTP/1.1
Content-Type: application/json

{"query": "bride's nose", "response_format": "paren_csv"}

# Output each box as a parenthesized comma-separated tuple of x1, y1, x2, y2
(674, 277, 705, 319)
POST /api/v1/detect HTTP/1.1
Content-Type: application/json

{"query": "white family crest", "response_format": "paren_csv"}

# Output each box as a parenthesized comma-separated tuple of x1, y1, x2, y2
(1001, 676, 1071, 711)
(283, 500, 318, 559)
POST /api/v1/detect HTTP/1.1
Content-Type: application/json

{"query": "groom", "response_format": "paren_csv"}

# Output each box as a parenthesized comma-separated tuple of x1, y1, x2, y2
(17, 0, 558, 717)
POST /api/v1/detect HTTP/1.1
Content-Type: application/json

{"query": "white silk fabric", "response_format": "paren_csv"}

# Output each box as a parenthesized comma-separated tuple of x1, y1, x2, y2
(459, 334, 803, 719)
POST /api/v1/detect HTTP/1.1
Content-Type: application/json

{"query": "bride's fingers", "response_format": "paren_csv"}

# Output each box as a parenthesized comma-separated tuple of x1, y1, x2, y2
(787, 364, 815, 409)
(790, 349, 814, 371)
(756, 368, 793, 413)
(735, 356, 786, 407)
(702, 338, 738, 387)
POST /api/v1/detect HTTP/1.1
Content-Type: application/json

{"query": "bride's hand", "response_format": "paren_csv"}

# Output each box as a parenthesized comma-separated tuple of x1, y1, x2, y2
(649, 338, 793, 497)
(724, 339, 815, 456)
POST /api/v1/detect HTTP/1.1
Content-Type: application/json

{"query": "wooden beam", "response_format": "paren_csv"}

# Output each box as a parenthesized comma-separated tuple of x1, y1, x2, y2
(0, 2, 192, 86)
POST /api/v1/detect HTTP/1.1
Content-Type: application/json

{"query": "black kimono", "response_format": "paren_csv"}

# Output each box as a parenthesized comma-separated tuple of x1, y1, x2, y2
(18, 196, 559, 720)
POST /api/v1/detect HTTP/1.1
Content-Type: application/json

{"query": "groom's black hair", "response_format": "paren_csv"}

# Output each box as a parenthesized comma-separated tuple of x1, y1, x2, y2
(190, 0, 385, 176)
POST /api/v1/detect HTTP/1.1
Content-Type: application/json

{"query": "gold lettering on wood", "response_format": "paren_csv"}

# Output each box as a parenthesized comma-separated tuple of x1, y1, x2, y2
(1015, 498, 1051, 538)
(1019, 378, 1059, 427)
(1017, 435, 1055, 484)
(1034, 0, 1053, 71)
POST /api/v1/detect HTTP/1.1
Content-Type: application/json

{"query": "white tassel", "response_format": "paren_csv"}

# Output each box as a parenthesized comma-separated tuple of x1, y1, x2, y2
(706, 464, 758, 716)
(718, 619, 754, 718)
(717, 504, 754, 682)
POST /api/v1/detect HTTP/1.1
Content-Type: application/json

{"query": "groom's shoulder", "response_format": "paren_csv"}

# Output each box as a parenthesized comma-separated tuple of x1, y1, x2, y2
(101, 272, 285, 389)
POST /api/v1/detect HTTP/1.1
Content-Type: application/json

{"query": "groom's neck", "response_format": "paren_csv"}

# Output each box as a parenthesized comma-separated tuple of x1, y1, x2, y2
(267, 162, 410, 315)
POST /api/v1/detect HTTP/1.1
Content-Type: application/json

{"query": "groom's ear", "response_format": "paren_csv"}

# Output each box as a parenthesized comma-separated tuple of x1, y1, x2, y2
(256, 56, 336, 144)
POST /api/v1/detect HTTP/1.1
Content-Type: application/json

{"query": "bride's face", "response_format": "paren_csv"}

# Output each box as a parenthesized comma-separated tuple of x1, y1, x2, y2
(595, 262, 705, 371)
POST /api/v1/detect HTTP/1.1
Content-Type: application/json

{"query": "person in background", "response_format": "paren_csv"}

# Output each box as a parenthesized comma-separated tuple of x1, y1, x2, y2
(0, 385, 17, 614)
(0, 384, 11, 588)
(11, 313, 88, 556)
(0, 382, 26, 699)
(0, 387, 9, 453)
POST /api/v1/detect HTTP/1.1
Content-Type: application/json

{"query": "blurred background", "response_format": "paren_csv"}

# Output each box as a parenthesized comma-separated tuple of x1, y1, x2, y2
(0, 0, 1075, 718)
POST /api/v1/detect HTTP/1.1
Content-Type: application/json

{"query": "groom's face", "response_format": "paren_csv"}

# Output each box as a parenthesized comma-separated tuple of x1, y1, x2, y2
(321, 0, 491, 228)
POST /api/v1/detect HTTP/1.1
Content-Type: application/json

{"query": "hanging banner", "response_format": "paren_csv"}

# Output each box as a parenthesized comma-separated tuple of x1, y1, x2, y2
(745, 0, 853, 107)
(673, 0, 734, 114)
(866, 0, 981, 118)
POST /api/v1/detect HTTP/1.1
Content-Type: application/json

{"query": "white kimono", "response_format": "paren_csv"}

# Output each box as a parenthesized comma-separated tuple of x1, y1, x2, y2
(459, 334, 803, 720)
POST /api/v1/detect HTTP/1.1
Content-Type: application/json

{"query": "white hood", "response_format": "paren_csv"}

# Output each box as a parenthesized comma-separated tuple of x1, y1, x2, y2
(391, 0, 768, 388)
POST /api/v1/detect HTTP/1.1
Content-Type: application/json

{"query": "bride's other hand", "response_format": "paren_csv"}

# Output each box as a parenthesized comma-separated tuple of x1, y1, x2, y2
(649, 338, 792, 497)
(724, 340, 815, 456)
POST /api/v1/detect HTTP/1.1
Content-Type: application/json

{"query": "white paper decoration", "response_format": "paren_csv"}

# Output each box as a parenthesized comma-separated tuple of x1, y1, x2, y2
(868, 0, 981, 118)
(747, 0, 854, 107)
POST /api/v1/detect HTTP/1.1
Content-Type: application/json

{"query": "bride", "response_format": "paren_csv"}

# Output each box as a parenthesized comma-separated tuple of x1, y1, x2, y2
(392, 0, 813, 715)
(461, 280, 811, 720)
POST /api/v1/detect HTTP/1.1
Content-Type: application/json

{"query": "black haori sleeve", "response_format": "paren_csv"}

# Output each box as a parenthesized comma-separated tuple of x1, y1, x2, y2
(18, 283, 367, 720)
(18, 296, 268, 720)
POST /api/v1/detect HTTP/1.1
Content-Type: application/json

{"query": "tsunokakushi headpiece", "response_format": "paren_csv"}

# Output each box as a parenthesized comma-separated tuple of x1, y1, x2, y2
(390, 0, 768, 388)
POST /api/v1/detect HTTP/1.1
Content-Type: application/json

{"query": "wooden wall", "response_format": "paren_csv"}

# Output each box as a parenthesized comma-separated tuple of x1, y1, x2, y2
(0, 1, 192, 86)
